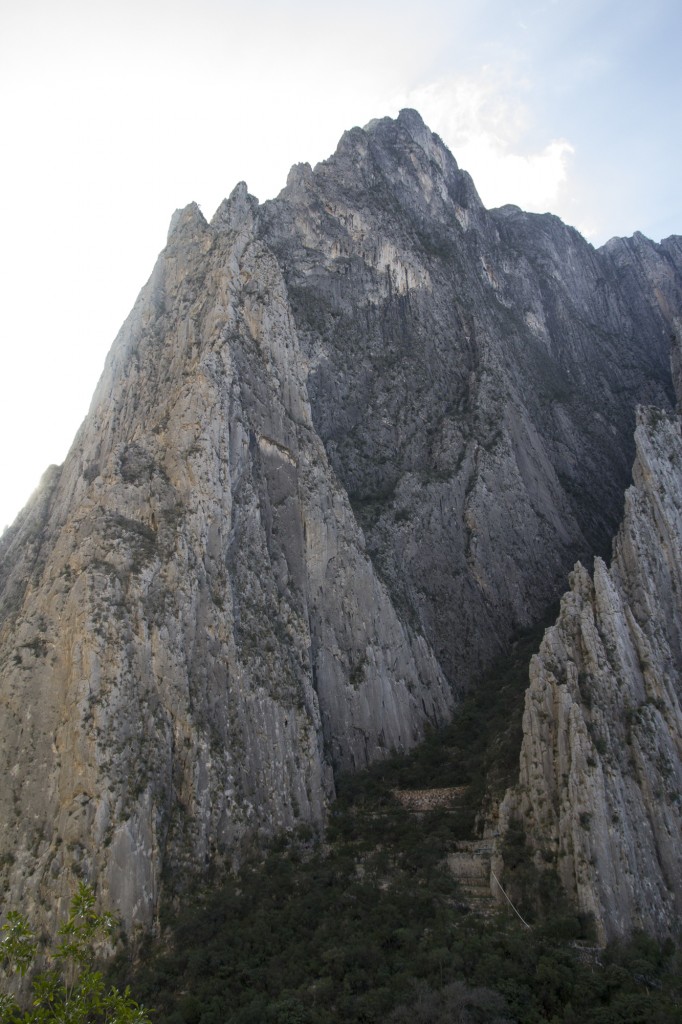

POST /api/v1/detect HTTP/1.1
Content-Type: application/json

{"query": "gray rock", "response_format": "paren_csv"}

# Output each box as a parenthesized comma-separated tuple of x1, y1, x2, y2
(1, 110, 681, 937)
(260, 108, 679, 687)
(0, 179, 451, 932)
(501, 399, 682, 941)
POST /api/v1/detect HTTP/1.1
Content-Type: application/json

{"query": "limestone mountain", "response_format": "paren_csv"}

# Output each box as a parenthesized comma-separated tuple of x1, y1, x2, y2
(0, 182, 452, 931)
(260, 110, 678, 683)
(0, 109, 680, 935)
(501, 342, 682, 942)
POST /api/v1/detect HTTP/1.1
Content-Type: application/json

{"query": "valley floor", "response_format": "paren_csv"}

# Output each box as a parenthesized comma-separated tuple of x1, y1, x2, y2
(111, 631, 682, 1024)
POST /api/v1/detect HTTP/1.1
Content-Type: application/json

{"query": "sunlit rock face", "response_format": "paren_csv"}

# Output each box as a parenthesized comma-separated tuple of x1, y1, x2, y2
(0, 181, 451, 931)
(0, 109, 681, 934)
(502, 393, 682, 941)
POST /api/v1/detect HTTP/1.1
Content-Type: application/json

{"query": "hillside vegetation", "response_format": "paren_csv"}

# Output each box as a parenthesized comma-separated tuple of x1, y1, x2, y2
(111, 630, 681, 1023)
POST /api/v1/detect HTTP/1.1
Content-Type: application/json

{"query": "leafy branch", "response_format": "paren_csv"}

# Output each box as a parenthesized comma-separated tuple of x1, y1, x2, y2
(0, 883, 151, 1024)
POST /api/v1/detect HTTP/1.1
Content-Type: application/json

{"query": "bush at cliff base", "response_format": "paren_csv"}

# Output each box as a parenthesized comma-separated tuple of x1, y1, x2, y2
(0, 882, 151, 1024)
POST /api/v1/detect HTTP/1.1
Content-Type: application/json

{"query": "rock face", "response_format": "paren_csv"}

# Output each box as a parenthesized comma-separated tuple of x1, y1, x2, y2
(260, 110, 678, 683)
(502, 392, 682, 941)
(0, 183, 451, 930)
(0, 109, 681, 933)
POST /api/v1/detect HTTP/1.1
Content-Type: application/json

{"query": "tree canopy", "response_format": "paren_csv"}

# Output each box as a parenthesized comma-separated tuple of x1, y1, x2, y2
(0, 883, 151, 1024)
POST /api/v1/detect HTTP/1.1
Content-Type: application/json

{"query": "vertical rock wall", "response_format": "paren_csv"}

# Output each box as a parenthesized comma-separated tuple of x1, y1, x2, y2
(1, 109, 681, 937)
(261, 110, 679, 688)
(0, 184, 451, 931)
(502, 401, 682, 941)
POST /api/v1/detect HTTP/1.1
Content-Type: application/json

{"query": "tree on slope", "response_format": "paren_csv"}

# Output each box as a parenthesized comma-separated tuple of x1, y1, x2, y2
(0, 882, 150, 1024)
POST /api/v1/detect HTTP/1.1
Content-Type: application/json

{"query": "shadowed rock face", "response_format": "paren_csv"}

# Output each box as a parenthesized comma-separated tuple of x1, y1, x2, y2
(0, 109, 680, 933)
(502, 388, 682, 941)
(261, 110, 678, 685)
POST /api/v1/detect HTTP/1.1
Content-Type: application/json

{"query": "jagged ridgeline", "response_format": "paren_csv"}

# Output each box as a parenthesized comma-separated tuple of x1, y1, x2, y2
(0, 110, 681, 936)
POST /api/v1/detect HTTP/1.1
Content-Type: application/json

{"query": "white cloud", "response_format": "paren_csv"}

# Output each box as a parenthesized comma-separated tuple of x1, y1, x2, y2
(3, 0, 676, 532)
(397, 71, 575, 213)
(459, 135, 574, 211)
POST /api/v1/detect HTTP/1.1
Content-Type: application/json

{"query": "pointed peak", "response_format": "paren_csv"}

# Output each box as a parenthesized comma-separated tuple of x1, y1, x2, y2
(363, 108, 427, 140)
(493, 204, 523, 219)
(166, 202, 208, 243)
(285, 162, 313, 192)
(396, 107, 426, 131)
(210, 182, 259, 232)
(364, 108, 458, 173)
(230, 180, 250, 202)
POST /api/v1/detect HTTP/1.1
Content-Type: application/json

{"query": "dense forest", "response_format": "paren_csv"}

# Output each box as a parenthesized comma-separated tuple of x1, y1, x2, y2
(110, 631, 682, 1023)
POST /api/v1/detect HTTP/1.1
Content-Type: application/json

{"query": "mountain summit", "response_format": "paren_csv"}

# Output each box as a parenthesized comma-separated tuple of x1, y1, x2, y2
(0, 111, 680, 936)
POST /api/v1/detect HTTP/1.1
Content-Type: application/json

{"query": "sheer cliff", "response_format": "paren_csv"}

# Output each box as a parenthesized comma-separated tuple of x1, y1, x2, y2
(260, 110, 678, 683)
(0, 182, 451, 929)
(501, 387, 682, 941)
(0, 109, 681, 933)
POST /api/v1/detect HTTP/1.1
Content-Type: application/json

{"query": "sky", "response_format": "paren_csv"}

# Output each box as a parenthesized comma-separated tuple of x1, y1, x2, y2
(1, 0, 681, 532)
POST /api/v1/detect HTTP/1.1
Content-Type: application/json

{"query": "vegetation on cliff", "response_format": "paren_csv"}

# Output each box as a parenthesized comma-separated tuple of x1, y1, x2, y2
(0, 884, 150, 1024)
(108, 639, 681, 1023)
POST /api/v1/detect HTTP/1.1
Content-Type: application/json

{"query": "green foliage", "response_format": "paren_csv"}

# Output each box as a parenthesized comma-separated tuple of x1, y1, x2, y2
(0, 883, 151, 1024)
(499, 819, 594, 942)
(105, 624, 681, 1022)
(118, 835, 681, 1023)
(0, 914, 36, 979)
(110, 806, 681, 1024)
(386, 980, 511, 1023)
(332, 617, 553, 838)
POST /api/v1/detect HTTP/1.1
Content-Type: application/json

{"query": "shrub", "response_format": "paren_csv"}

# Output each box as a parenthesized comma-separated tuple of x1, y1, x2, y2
(0, 883, 151, 1024)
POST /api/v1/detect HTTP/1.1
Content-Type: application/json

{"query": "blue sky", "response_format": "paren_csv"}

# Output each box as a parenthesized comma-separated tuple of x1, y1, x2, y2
(1, 0, 680, 531)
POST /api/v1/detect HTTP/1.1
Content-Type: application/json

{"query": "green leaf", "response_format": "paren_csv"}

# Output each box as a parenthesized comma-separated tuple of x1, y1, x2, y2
(0, 912, 37, 978)
(1, 886, 152, 1024)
